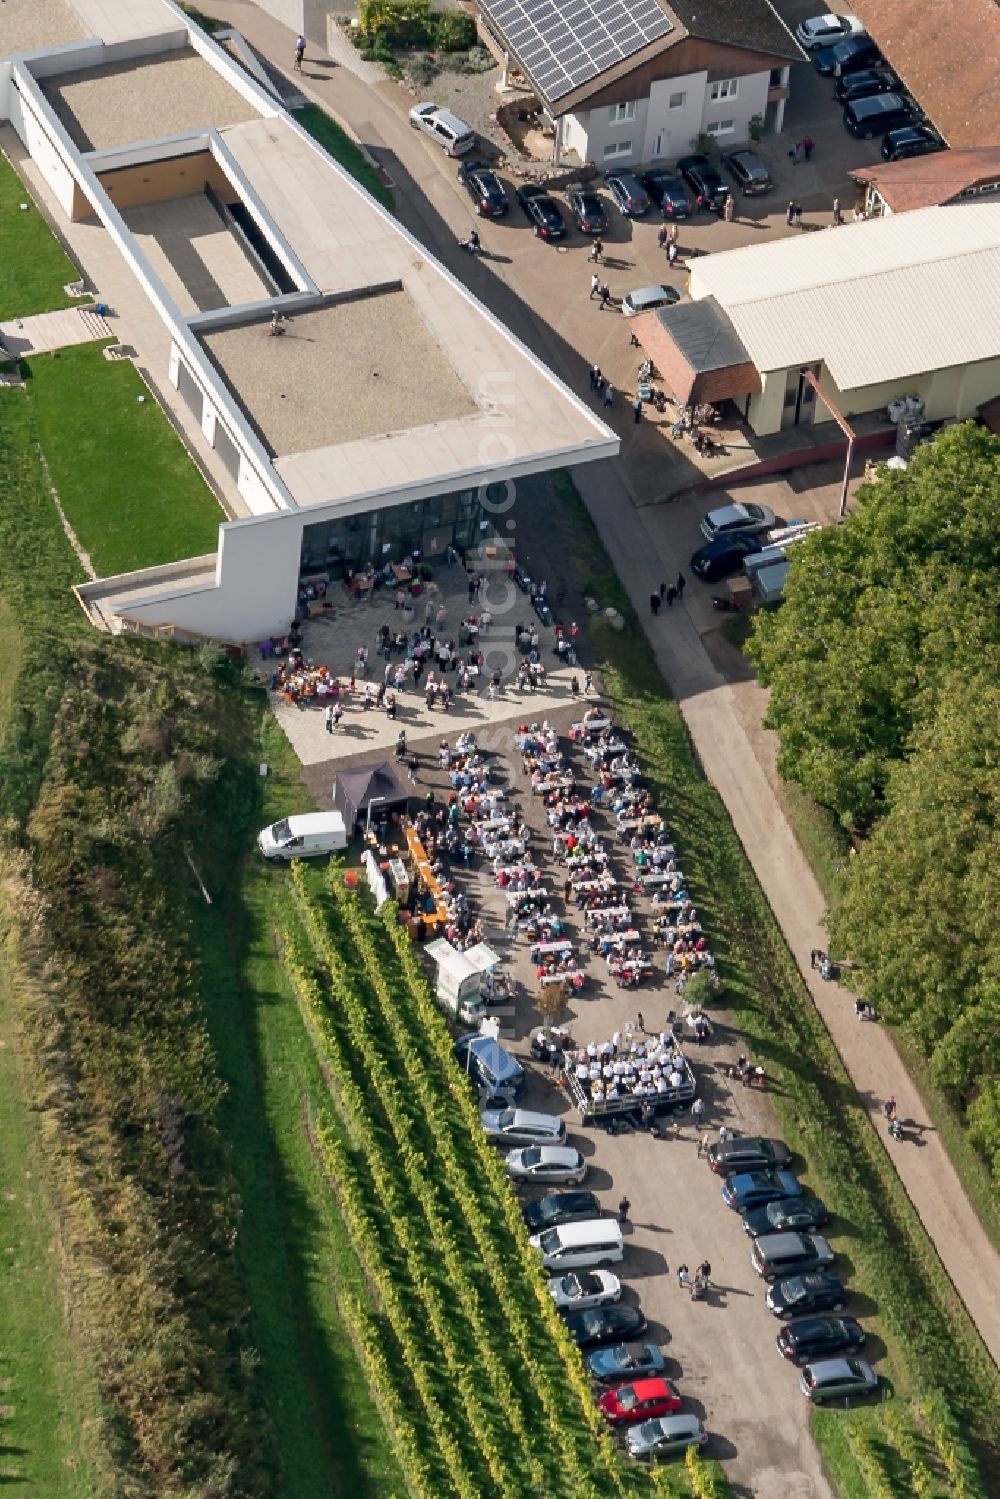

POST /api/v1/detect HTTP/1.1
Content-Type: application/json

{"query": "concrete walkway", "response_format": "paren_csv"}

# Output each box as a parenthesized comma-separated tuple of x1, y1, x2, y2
(198, 0, 1000, 1372)
(0, 303, 112, 357)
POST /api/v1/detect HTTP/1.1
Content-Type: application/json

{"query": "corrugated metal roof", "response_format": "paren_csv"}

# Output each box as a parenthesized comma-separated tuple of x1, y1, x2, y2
(688, 200, 1000, 389)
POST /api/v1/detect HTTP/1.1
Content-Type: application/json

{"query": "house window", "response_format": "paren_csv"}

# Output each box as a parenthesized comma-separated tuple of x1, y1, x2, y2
(607, 101, 636, 125)
(603, 139, 633, 159)
(706, 119, 735, 137)
(709, 78, 739, 101)
(668, 91, 686, 109)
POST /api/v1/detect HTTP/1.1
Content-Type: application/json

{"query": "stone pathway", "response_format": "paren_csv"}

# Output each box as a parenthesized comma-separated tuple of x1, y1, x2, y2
(0, 303, 112, 357)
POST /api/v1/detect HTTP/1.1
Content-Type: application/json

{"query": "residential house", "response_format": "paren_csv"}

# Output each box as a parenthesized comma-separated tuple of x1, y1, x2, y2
(851, 147, 1000, 217)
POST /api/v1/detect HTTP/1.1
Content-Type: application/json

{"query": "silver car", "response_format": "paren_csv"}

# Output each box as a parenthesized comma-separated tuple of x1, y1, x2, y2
(505, 1145, 587, 1184)
(626, 1413, 707, 1461)
(547, 1269, 621, 1311)
(800, 1357, 878, 1403)
(700, 501, 776, 543)
(480, 1106, 566, 1147)
(794, 12, 865, 49)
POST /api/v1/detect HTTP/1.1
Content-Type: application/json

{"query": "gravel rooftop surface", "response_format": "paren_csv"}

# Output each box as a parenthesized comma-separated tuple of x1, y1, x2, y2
(200, 292, 476, 455)
(42, 48, 259, 152)
(1, 0, 84, 53)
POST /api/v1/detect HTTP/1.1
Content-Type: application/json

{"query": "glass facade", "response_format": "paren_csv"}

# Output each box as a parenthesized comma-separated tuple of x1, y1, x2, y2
(300, 487, 486, 577)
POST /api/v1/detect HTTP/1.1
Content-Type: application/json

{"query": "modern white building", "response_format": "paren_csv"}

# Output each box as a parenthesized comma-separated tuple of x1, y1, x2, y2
(0, 0, 616, 642)
(477, 0, 802, 168)
(633, 200, 1000, 436)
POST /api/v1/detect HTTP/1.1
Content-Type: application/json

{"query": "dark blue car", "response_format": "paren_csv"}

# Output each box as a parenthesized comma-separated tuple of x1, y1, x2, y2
(814, 33, 881, 76)
(690, 533, 765, 582)
(587, 1342, 667, 1382)
(721, 1169, 801, 1210)
(516, 184, 566, 240)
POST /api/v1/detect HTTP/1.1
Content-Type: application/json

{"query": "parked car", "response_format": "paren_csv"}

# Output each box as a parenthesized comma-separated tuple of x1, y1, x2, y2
(548, 1268, 621, 1311)
(800, 1356, 878, 1403)
(626, 1413, 707, 1461)
(604, 170, 651, 217)
(598, 1377, 682, 1426)
(567, 185, 609, 234)
(506, 1145, 586, 1184)
(457, 160, 508, 216)
(690, 533, 766, 583)
(677, 154, 729, 212)
(834, 68, 900, 104)
(722, 1169, 802, 1211)
(640, 169, 693, 218)
(742, 1195, 829, 1237)
(795, 12, 865, 49)
(777, 1315, 866, 1365)
(767, 1272, 848, 1319)
(752, 1231, 836, 1280)
(454, 1034, 524, 1096)
(708, 1136, 792, 1176)
(531, 1219, 624, 1270)
(722, 149, 773, 195)
(700, 501, 776, 542)
(813, 33, 882, 75)
(408, 101, 475, 156)
(587, 1341, 667, 1383)
(881, 123, 945, 161)
(844, 92, 919, 139)
(621, 284, 681, 318)
(480, 1106, 566, 1146)
(515, 184, 567, 240)
(523, 1190, 606, 1233)
(564, 1304, 647, 1350)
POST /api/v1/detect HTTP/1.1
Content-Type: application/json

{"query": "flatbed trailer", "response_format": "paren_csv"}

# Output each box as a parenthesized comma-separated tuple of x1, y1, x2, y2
(564, 1057, 696, 1122)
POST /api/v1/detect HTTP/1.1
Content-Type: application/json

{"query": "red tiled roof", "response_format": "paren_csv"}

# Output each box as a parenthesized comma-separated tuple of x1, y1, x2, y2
(851, 147, 1000, 212)
(853, 0, 1000, 147)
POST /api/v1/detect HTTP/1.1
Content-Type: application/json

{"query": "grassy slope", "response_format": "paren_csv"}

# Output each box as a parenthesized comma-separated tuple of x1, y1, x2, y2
(293, 105, 394, 211)
(22, 346, 222, 575)
(0, 153, 76, 321)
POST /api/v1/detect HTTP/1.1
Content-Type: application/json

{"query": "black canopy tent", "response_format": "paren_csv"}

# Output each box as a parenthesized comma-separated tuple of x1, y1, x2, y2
(333, 761, 410, 834)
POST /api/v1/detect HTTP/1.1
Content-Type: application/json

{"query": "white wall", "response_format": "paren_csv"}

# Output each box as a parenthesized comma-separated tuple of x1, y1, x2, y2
(7, 78, 76, 216)
(643, 74, 706, 161)
(242, 0, 304, 31)
(699, 69, 769, 148)
(0, 61, 12, 120)
(571, 66, 773, 168)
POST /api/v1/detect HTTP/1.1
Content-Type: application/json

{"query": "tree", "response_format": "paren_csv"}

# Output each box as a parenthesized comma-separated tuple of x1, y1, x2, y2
(747, 423, 1000, 829)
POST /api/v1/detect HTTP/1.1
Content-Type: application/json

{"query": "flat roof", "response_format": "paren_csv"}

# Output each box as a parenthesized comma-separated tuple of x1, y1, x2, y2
(0, 0, 85, 53)
(42, 48, 259, 152)
(200, 295, 476, 456)
(689, 199, 1000, 389)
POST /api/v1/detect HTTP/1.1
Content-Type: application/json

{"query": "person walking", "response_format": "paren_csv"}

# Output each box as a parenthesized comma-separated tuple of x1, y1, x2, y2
(723, 191, 735, 223)
(676, 571, 686, 599)
(786, 200, 795, 226)
(603, 381, 614, 409)
(789, 140, 802, 165)
(618, 1196, 631, 1224)
(590, 272, 600, 301)
(665, 582, 677, 608)
(407, 752, 419, 783)
(658, 224, 668, 249)
(692, 1097, 705, 1129)
(697, 1130, 710, 1158)
(294, 34, 306, 70)
(599, 283, 611, 311)
(650, 591, 660, 616)
(584, 671, 594, 694)
(832, 197, 842, 226)
(590, 238, 604, 263)
(802, 135, 815, 161)
(668, 222, 679, 247)
(659, 581, 667, 601)
(792, 202, 803, 228)
(324, 703, 334, 734)
(589, 363, 601, 390)
(667, 241, 678, 266)
(633, 395, 643, 424)
(637, 1011, 645, 1033)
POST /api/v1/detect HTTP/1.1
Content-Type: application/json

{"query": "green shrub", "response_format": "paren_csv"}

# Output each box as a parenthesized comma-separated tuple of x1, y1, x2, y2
(444, 44, 497, 74)
(431, 9, 477, 49)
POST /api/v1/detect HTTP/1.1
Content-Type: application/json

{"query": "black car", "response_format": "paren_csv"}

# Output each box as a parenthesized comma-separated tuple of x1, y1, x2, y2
(766, 1272, 848, 1320)
(640, 169, 693, 218)
(676, 155, 729, 211)
(722, 149, 772, 196)
(881, 124, 945, 161)
(603, 170, 651, 217)
(690, 534, 765, 582)
(834, 68, 899, 104)
(567, 186, 609, 235)
(844, 92, 919, 140)
(457, 160, 509, 217)
(564, 1304, 647, 1350)
(515, 185, 566, 240)
(814, 33, 881, 76)
(743, 1196, 830, 1238)
(523, 1190, 606, 1233)
(776, 1315, 866, 1365)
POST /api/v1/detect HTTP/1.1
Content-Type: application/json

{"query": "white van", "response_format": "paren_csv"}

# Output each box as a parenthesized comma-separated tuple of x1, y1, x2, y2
(258, 811, 348, 860)
(408, 102, 475, 156)
(529, 1218, 624, 1270)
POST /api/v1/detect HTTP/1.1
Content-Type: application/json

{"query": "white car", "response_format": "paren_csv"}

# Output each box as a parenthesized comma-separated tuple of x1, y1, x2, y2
(794, 13, 865, 49)
(699, 501, 777, 543)
(480, 1106, 567, 1147)
(505, 1145, 587, 1184)
(408, 101, 475, 157)
(547, 1269, 621, 1311)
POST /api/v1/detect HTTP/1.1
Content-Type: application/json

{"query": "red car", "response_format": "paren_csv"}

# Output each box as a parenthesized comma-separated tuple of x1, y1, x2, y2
(597, 1377, 682, 1426)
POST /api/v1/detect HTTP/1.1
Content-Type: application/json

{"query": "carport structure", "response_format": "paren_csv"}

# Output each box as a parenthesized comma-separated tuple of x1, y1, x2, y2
(632, 297, 761, 411)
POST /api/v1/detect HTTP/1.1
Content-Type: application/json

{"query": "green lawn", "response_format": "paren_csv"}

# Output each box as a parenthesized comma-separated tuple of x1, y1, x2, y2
(0, 153, 77, 321)
(293, 105, 394, 211)
(22, 346, 223, 575)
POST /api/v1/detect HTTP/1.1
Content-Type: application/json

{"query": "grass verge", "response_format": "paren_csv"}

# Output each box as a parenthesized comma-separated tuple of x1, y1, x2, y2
(21, 346, 222, 575)
(293, 104, 394, 211)
(557, 470, 997, 1493)
(0, 152, 77, 321)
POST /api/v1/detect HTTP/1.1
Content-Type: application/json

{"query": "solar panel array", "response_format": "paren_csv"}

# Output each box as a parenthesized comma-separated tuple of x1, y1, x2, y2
(482, 0, 673, 105)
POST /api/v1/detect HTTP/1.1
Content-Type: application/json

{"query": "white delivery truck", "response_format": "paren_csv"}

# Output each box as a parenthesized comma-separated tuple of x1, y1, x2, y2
(258, 811, 348, 860)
